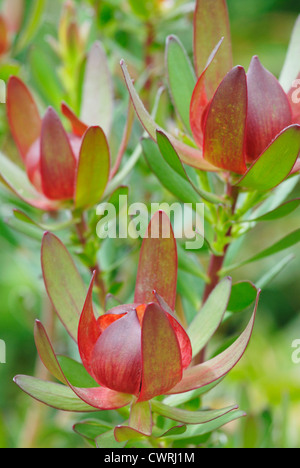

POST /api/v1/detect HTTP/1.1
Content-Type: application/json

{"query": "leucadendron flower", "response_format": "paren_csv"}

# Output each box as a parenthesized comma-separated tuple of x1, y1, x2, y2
(121, 0, 300, 192)
(14, 212, 260, 443)
(0, 41, 131, 211)
(4, 76, 110, 210)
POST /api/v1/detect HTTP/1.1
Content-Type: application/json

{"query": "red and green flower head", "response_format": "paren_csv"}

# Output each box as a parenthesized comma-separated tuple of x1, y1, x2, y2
(5, 76, 110, 210)
(78, 211, 192, 400)
(121, 0, 300, 191)
(14, 211, 259, 440)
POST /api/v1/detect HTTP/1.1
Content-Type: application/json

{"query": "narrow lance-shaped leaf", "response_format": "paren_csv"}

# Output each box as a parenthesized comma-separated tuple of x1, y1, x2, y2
(227, 281, 258, 313)
(61, 102, 88, 138)
(75, 126, 110, 209)
(33, 319, 133, 411)
(30, 48, 63, 109)
(0, 153, 59, 211)
(168, 292, 260, 394)
(142, 138, 200, 204)
(134, 211, 178, 309)
(120, 60, 218, 171)
(190, 37, 224, 148)
(81, 41, 114, 136)
(256, 254, 294, 289)
(13, 376, 99, 413)
(187, 277, 232, 358)
(40, 107, 76, 200)
(6, 77, 41, 160)
(152, 400, 237, 425)
(243, 199, 300, 223)
(203, 66, 248, 174)
(73, 420, 114, 442)
(41, 232, 87, 341)
(14, 0, 46, 53)
(237, 125, 300, 192)
(166, 35, 196, 133)
(222, 229, 300, 275)
(194, 0, 233, 90)
(156, 130, 225, 204)
(161, 410, 246, 441)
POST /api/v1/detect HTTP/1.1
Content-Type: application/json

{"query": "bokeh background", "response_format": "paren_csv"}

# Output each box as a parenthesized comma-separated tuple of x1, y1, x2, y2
(0, 0, 299, 448)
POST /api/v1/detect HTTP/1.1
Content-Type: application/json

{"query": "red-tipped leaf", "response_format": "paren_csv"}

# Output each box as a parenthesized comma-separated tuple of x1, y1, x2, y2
(33, 320, 132, 411)
(190, 38, 224, 148)
(61, 102, 88, 137)
(74, 126, 110, 209)
(7, 77, 41, 161)
(41, 232, 87, 341)
(134, 211, 178, 310)
(167, 292, 260, 394)
(194, 0, 232, 90)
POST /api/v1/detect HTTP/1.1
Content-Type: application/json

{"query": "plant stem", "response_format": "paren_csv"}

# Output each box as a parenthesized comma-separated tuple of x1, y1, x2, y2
(74, 212, 106, 308)
(194, 183, 239, 364)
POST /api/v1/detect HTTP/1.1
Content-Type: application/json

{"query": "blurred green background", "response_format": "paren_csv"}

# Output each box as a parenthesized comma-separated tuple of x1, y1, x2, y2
(0, 0, 299, 448)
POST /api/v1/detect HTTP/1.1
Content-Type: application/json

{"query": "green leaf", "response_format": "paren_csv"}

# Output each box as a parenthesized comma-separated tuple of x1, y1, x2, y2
(151, 400, 237, 425)
(222, 229, 300, 275)
(157, 426, 187, 439)
(194, 0, 233, 90)
(130, 402, 152, 436)
(156, 130, 225, 204)
(13, 209, 78, 232)
(228, 281, 258, 313)
(81, 42, 114, 136)
(177, 245, 208, 282)
(41, 232, 87, 341)
(237, 126, 300, 192)
(0, 152, 58, 211)
(15, 0, 46, 53)
(187, 277, 232, 358)
(169, 296, 259, 394)
(30, 48, 63, 109)
(128, 0, 151, 19)
(96, 430, 127, 448)
(120, 60, 217, 171)
(166, 35, 196, 133)
(114, 426, 146, 443)
(73, 420, 113, 441)
(280, 16, 300, 91)
(57, 356, 97, 388)
(161, 410, 245, 441)
(246, 199, 300, 223)
(163, 378, 224, 408)
(75, 126, 110, 209)
(142, 137, 200, 204)
(14, 376, 97, 412)
(256, 254, 295, 289)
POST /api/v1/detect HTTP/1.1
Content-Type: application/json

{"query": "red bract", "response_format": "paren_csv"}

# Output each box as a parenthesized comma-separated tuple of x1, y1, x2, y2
(4, 76, 110, 210)
(190, 54, 300, 175)
(78, 211, 192, 401)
